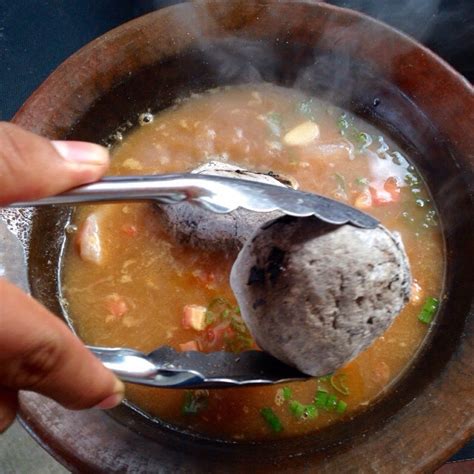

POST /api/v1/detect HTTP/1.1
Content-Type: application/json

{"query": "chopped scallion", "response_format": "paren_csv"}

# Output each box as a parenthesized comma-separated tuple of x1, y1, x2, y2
(336, 400, 347, 414)
(326, 394, 338, 411)
(182, 390, 208, 415)
(315, 390, 329, 408)
(289, 400, 318, 420)
(282, 386, 292, 400)
(355, 177, 369, 186)
(303, 404, 318, 419)
(260, 407, 283, 433)
(318, 374, 332, 382)
(418, 296, 439, 324)
(296, 99, 316, 120)
(334, 173, 347, 197)
(289, 400, 305, 418)
(266, 112, 282, 137)
(330, 373, 350, 396)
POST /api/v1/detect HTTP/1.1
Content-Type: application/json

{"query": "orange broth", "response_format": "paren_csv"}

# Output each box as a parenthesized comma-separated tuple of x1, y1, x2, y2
(61, 84, 443, 440)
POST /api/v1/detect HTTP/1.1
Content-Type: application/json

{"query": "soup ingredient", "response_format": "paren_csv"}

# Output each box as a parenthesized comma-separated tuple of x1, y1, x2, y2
(182, 390, 209, 415)
(260, 407, 283, 433)
(154, 161, 291, 253)
(179, 341, 199, 351)
(104, 293, 128, 319)
(283, 121, 320, 146)
(182, 304, 207, 331)
(289, 400, 318, 419)
(330, 373, 350, 395)
(76, 213, 102, 264)
(410, 280, 423, 304)
(190, 297, 253, 353)
(314, 390, 347, 413)
(417, 296, 439, 324)
(231, 217, 411, 376)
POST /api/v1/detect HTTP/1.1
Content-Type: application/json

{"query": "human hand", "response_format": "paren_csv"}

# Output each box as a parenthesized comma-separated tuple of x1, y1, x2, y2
(0, 122, 125, 433)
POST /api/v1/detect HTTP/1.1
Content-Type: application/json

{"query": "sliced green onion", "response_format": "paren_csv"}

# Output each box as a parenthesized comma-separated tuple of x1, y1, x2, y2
(282, 386, 292, 401)
(182, 391, 208, 415)
(357, 132, 372, 148)
(315, 390, 329, 408)
(334, 173, 347, 196)
(205, 310, 216, 325)
(336, 400, 347, 414)
(296, 99, 316, 120)
(289, 400, 305, 418)
(355, 177, 369, 186)
(303, 404, 318, 419)
(326, 394, 338, 411)
(266, 112, 282, 137)
(289, 400, 318, 420)
(337, 114, 349, 131)
(418, 296, 439, 324)
(260, 407, 283, 433)
(318, 374, 333, 382)
(330, 373, 350, 396)
(207, 297, 232, 312)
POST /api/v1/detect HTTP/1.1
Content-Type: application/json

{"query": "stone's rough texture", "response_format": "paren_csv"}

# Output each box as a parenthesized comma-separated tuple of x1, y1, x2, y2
(155, 161, 292, 252)
(230, 217, 411, 376)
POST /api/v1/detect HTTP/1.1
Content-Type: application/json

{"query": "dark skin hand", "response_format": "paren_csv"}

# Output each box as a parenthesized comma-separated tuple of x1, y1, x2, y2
(0, 122, 125, 433)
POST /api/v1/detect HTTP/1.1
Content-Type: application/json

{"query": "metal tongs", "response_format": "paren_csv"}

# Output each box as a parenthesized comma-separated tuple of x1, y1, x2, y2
(11, 174, 379, 388)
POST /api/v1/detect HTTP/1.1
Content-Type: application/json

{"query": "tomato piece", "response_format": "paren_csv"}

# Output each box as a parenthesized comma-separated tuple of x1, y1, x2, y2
(179, 340, 199, 352)
(182, 305, 207, 331)
(203, 321, 234, 351)
(369, 177, 401, 205)
(384, 176, 401, 201)
(104, 293, 128, 318)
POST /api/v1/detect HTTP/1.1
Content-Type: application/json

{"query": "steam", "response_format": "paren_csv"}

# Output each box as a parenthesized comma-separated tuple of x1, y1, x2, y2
(336, 0, 442, 40)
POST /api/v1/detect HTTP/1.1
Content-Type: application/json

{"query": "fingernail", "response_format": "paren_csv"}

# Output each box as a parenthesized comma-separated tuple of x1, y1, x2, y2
(52, 141, 109, 165)
(95, 379, 125, 410)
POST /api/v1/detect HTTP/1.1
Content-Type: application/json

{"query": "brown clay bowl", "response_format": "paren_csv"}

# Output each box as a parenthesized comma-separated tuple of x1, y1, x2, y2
(10, 1, 473, 472)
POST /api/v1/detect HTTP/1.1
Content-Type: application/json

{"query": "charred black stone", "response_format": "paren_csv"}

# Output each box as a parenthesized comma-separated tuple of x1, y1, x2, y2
(252, 298, 266, 309)
(266, 246, 286, 284)
(247, 266, 265, 286)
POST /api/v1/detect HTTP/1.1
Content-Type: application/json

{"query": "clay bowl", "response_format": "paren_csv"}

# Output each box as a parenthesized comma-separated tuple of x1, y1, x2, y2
(10, 1, 473, 472)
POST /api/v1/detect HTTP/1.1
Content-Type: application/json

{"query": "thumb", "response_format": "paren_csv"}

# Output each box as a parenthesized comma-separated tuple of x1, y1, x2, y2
(0, 278, 124, 410)
(0, 122, 109, 205)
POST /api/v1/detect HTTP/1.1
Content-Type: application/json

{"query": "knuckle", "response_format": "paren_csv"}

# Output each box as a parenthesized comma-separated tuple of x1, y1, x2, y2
(7, 337, 64, 390)
(0, 123, 28, 191)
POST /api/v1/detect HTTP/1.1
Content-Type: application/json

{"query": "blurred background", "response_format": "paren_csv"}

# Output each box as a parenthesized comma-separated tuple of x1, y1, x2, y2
(0, 0, 472, 472)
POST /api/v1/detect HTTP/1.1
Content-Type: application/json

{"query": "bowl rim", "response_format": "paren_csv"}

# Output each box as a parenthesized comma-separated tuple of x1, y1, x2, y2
(12, 1, 474, 472)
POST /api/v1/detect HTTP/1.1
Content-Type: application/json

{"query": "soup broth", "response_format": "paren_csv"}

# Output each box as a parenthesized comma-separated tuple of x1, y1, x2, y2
(61, 84, 443, 440)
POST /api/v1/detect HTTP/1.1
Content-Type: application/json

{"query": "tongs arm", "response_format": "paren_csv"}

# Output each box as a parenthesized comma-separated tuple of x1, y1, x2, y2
(87, 345, 309, 389)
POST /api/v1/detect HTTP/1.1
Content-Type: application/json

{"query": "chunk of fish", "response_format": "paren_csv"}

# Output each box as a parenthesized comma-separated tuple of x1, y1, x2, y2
(76, 213, 102, 264)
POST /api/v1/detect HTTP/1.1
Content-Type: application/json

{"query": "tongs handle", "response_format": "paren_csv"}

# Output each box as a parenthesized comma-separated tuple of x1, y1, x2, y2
(87, 345, 309, 389)
(8, 175, 193, 207)
(87, 346, 205, 388)
(7, 174, 379, 228)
